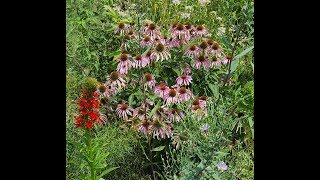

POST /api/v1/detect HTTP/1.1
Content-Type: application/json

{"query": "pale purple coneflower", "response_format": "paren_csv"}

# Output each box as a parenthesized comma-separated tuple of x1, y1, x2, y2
(195, 24, 208, 37)
(154, 82, 170, 99)
(164, 88, 180, 104)
(172, 23, 191, 42)
(166, 108, 184, 122)
(177, 86, 193, 102)
(106, 71, 126, 89)
(154, 36, 170, 46)
(211, 55, 222, 67)
(140, 36, 154, 48)
(143, 23, 161, 40)
(97, 83, 116, 98)
(191, 104, 208, 120)
(117, 53, 132, 74)
(176, 74, 192, 86)
(117, 63, 129, 74)
(221, 55, 232, 65)
(114, 22, 129, 35)
(116, 103, 134, 120)
(154, 106, 168, 119)
(150, 43, 171, 61)
(150, 119, 169, 140)
(121, 34, 131, 50)
(185, 21, 197, 39)
(127, 29, 138, 39)
(132, 54, 143, 68)
(184, 63, 192, 75)
(199, 96, 207, 108)
(168, 22, 179, 36)
(185, 44, 201, 59)
(210, 42, 225, 57)
(192, 55, 211, 69)
(168, 37, 181, 48)
(141, 51, 152, 66)
(143, 73, 156, 89)
(137, 120, 152, 135)
(133, 106, 149, 120)
(199, 41, 210, 55)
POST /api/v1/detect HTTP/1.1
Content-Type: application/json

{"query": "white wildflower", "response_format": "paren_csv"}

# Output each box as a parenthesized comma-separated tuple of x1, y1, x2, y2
(181, 12, 191, 19)
(173, 0, 181, 5)
(185, 6, 193, 11)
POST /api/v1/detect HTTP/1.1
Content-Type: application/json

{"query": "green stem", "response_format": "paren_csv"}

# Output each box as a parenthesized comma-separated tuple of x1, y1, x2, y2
(148, 136, 156, 180)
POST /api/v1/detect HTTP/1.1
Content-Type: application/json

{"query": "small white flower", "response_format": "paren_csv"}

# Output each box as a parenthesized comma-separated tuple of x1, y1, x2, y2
(216, 17, 222, 21)
(185, 6, 193, 11)
(217, 27, 226, 36)
(172, 0, 181, 5)
(206, 33, 212, 37)
(198, 0, 210, 5)
(181, 12, 191, 19)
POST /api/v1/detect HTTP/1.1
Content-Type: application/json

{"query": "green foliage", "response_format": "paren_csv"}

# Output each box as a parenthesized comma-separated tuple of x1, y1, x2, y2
(67, 0, 254, 179)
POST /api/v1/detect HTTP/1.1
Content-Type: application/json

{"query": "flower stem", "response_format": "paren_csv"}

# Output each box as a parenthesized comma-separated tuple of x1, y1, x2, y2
(148, 136, 156, 180)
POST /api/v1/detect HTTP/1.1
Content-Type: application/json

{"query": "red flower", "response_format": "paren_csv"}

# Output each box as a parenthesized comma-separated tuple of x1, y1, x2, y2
(75, 89, 102, 129)
(81, 109, 87, 116)
(89, 111, 98, 120)
(86, 121, 93, 129)
(75, 117, 82, 128)
(90, 99, 99, 108)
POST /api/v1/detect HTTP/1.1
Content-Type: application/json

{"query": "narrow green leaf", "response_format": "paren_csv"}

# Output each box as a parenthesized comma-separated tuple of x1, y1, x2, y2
(149, 101, 161, 117)
(97, 167, 119, 179)
(233, 46, 254, 60)
(142, 46, 152, 56)
(248, 117, 253, 128)
(212, 173, 221, 180)
(230, 45, 254, 73)
(152, 145, 165, 152)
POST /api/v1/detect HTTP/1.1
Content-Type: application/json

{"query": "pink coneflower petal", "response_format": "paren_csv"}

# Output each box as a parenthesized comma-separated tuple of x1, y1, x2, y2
(151, 43, 171, 61)
(184, 63, 192, 75)
(172, 23, 191, 42)
(143, 73, 156, 89)
(164, 88, 179, 104)
(168, 37, 181, 48)
(138, 120, 152, 135)
(154, 82, 170, 99)
(117, 53, 132, 74)
(166, 108, 184, 122)
(114, 22, 129, 35)
(106, 71, 126, 89)
(208, 42, 225, 57)
(140, 36, 154, 48)
(143, 23, 161, 40)
(185, 44, 201, 58)
(195, 24, 208, 37)
(177, 86, 193, 102)
(176, 74, 192, 86)
(192, 55, 211, 69)
(141, 51, 152, 67)
(116, 103, 134, 120)
(211, 56, 222, 67)
(133, 106, 149, 120)
(132, 54, 143, 68)
(221, 55, 232, 65)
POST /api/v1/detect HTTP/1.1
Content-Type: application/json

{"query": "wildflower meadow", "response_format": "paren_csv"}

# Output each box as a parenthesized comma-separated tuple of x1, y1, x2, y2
(66, 0, 254, 179)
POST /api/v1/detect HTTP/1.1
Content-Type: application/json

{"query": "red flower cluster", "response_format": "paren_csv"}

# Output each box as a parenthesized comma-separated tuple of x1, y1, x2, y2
(75, 92, 102, 129)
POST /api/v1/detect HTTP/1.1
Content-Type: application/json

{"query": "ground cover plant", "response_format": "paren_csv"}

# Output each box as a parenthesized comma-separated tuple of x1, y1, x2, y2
(66, 0, 254, 179)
